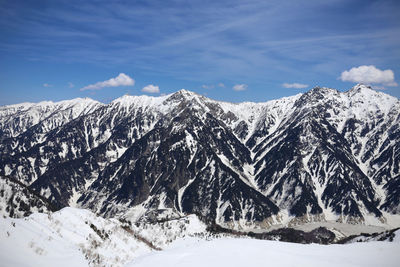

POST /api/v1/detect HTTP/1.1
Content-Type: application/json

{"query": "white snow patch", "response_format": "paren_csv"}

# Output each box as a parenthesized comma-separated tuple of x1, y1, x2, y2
(69, 188, 81, 207)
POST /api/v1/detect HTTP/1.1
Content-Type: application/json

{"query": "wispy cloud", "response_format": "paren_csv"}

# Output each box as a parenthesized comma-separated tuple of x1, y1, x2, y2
(202, 83, 225, 89)
(372, 85, 386, 90)
(202, 84, 214, 89)
(282, 83, 308, 89)
(1, 0, 400, 99)
(4, 2, 398, 72)
(233, 84, 248, 91)
(43, 83, 52, 87)
(340, 65, 397, 87)
(80, 73, 134, 91)
(68, 82, 74, 88)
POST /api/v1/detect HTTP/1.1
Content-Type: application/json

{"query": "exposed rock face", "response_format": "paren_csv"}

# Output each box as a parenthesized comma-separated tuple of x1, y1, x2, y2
(0, 84, 399, 227)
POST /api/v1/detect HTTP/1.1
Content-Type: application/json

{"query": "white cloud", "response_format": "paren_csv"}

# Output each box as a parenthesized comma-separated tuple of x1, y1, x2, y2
(68, 82, 75, 88)
(80, 73, 135, 91)
(282, 83, 308, 89)
(43, 83, 52, 87)
(340, 65, 397, 86)
(233, 84, 248, 91)
(141, 84, 160, 93)
(218, 83, 225, 88)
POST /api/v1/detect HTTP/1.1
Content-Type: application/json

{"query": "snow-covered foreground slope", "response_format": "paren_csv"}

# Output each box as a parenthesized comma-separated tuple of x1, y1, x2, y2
(1, 207, 399, 267)
(0, 207, 210, 267)
(0, 207, 153, 267)
(127, 236, 400, 267)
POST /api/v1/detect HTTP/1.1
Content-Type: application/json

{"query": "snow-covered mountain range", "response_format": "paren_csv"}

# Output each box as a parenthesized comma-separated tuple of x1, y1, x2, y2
(0, 84, 399, 230)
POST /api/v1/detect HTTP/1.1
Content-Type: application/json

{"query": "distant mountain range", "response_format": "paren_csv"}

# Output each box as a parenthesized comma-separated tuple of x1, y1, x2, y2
(1, 84, 399, 229)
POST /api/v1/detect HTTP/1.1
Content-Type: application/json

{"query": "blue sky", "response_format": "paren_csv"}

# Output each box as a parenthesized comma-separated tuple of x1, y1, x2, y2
(0, 0, 399, 105)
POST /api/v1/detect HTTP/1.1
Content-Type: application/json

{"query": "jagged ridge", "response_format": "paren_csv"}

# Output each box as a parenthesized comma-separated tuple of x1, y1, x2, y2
(0, 84, 399, 228)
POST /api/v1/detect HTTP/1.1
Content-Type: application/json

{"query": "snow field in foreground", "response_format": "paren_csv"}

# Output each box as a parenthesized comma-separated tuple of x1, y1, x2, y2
(1, 206, 399, 267)
(127, 236, 400, 267)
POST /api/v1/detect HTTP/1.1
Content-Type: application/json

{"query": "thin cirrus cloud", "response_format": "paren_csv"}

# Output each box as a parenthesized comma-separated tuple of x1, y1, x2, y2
(282, 83, 308, 89)
(233, 84, 248, 91)
(340, 65, 398, 87)
(371, 85, 386, 90)
(43, 83, 52, 87)
(141, 84, 160, 93)
(80, 73, 135, 91)
(202, 84, 214, 89)
(202, 83, 225, 89)
(1, 1, 400, 104)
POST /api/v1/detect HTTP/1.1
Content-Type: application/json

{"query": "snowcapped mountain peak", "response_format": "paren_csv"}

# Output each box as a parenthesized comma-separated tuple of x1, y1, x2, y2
(164, 89, 211, 114)
(56, 97, 100, 105)
(348, 83, 373, 92)
(109, 94, 179, 117)
(112, 94, 171, 107)
(308, 86, 340, 96)
(176, 88, 196, 96)
(295, 86, 340, 109)
(167, 89, 203, 102)
(346, 83, 381, 99)
(345, 83, 399, 115)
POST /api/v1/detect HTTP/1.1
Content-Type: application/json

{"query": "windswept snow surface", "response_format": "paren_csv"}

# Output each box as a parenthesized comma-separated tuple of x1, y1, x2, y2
(127, 237, 400, 267)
